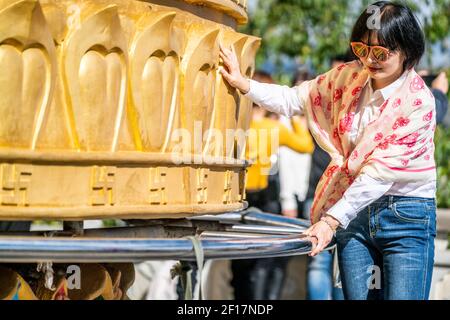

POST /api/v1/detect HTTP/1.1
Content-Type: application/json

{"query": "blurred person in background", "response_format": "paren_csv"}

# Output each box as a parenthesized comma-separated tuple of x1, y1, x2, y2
(0, 222, 30, 232)
(418, 70, 449, 126)
(278, 67, 315, 220)
(230, 70, 314, 300)
(432, 72, 449, 126)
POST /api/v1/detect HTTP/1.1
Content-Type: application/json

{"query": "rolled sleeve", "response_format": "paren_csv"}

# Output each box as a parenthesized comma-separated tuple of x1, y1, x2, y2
(326, 198, 357, 229)
(325, 174, 394, 229)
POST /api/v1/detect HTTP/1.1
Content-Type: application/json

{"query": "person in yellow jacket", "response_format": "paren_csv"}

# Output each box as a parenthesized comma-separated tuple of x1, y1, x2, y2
(231, 71, 314, 300)
(246, 105, 314, 191)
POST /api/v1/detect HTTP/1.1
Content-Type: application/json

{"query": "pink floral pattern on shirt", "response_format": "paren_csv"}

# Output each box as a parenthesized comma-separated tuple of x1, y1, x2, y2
(410, 76, 425, 93)
(392, 117, 410, 130)
(334, 88, 343, 102)
(313, 94, 322, 107)
(374, 133, 384, 142)
(352, 86, 362, 96)
(423, 111, 433, 122)
(413, 98, 422, 107)
(339, 113, 355, 134)
(396, 132, 419, 148)
(350, 150, 359, 161)
(393, 98, 401, 108)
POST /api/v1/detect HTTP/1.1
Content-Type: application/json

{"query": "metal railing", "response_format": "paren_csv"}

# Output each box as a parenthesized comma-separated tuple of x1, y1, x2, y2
(0, 209, 332, 263)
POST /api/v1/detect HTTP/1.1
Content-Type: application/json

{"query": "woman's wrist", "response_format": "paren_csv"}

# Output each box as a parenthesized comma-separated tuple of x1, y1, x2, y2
(320, 214, 341, 232)
(237, 77, 250, 95)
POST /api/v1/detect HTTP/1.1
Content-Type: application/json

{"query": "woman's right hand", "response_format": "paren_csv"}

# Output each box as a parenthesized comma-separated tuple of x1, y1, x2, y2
(219, 43, 250, 94)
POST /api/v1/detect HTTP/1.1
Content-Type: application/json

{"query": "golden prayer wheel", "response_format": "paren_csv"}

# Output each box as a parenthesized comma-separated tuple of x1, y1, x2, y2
(0, 0, 260, 221)
(0, 0, 325, 302)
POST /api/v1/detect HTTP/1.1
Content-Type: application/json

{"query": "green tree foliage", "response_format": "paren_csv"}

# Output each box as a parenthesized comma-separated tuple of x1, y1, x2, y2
(424, 0, 450, 43)
(435, 125, 450, 208)
(240, 0, 450, 79)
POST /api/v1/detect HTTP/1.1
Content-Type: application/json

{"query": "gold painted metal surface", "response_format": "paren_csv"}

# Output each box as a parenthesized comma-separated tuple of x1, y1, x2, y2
(183, 0, 248, 24)
(0, 0, 260, 220)
(148, 0, 247, 26)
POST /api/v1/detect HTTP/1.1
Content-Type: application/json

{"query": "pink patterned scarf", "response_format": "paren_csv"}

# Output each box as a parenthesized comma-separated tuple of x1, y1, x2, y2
(303, 61, 436, 224)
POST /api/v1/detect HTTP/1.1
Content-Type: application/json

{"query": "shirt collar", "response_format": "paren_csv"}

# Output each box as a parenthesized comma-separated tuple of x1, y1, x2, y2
(368, 70, 408, 100)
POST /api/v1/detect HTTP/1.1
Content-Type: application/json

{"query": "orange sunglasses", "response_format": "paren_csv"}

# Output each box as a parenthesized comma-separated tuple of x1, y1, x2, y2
(350, 42, 391, 62)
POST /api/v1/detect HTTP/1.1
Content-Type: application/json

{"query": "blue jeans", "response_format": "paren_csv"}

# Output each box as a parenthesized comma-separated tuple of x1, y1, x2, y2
(303, 199, 344, 300)
(306, 249, 345, 300)
(336, 195, 436, 300)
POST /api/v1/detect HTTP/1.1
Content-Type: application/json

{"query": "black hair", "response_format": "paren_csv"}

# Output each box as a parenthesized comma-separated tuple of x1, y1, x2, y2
(292, 68, 315, 86)
(253, 70, 273, 81)
(350, 1, 425, 70)
(330, 50, 354, 65)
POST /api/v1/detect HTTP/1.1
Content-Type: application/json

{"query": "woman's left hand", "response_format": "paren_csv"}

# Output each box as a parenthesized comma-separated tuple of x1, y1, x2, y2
(303, 215, 340, 257)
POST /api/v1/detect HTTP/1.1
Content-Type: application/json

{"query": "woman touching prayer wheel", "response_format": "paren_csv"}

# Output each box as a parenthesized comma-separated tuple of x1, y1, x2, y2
(219, 1, 437, 300)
